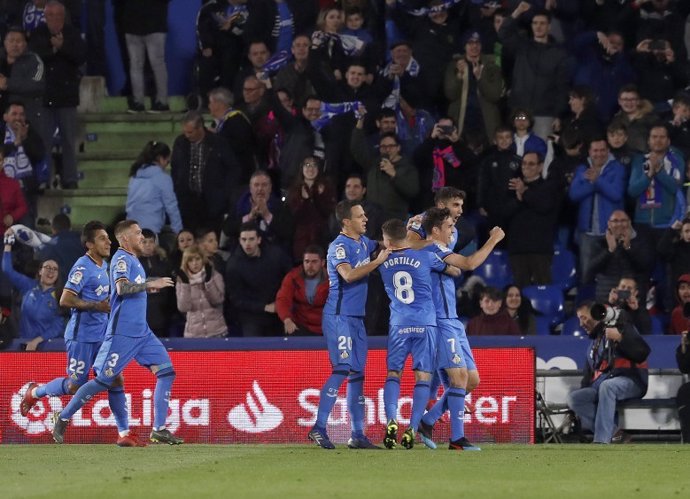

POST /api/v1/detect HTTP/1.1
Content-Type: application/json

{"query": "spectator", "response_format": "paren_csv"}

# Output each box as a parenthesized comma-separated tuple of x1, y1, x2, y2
(568, 137, 626, 283)
(566, 301, 650, 444)
(0, 27, 45, 137)
(122, 0, 170, 113)
(272, 34, 315, 108)
(176, 245, 228, 338)
(632, 37, 687, 114)
(552, 86, 603, 148)
(286, 156, 335, 261)
(28, 1, 85, 189)
(589, 210, 654, 304)
(443, 30, 503, 143)
(207, 86, 256, 185)
(658, 218, 690, 289)
(503, 284, 536, 335)
(35, 213, 83, 284)
(466, 286, 521, 336)
(140, 229, 176, 338)
(498, 2, 571, 140)
(505, 151, 562, 287)
(607, 276, 652, 335)
(350, 108, 419, 220)
(170, 111, 240, 232)
(225, 221, 292, 337)
(609, 85, 657, 153)
(237, 75, 269, 126)
(510, 108, 547, 159)
(126, 140, 183, 237)
(328, 173, 385, 241)
(606, 121, 635, 172)
(222, 169, 293, 252)
(669, 274, 690, 335)
(195, 227, 225, 275)
(666, 93, 690, 160)
(169, 228, 194, 278)
(2, 227, 64, 349)
(234, 40, 271, 105)
(275, 244, 329, 335)
(0, 143, 28, 235)
(675, 322, 690, 442)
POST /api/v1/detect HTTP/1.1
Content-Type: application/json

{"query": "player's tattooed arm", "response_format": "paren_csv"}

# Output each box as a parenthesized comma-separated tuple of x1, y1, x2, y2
(116, 279, 148, 295)
(60, 290, 110, 312)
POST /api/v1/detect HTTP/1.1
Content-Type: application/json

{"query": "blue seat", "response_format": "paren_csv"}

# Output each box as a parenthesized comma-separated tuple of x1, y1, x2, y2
(472, 250, 513, 289)
(649, 315, 665, 335)
(551, 248, 577, 292)
(561, 315, 586, 336)
(521, 285, 565, 335)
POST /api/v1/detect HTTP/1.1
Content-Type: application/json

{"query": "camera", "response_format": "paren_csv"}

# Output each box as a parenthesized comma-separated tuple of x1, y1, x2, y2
(643, 161, 650, 173)
(649, 39, 666, 52)
(615, 289, 631, 305)
(439, 125, 455, 135)
(590, 303, 621, 335)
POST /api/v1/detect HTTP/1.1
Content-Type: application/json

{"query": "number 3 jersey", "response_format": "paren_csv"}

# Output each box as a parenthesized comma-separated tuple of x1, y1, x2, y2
(379, 247, 446, 326)
(63, 254, 110, 342)
(106, 248, 149, 337)
(324, 233, 378, 317)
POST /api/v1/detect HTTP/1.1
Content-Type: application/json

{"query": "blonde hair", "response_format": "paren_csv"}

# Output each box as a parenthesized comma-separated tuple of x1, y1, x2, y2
(180, 246, 207, 272)
(316, 7, 343, 32)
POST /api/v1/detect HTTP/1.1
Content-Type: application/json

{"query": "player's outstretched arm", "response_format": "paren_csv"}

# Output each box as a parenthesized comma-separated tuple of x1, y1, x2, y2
(337, 248, 391, 283)
(444, 226, 505, 271)
(60, 289, 110, 313)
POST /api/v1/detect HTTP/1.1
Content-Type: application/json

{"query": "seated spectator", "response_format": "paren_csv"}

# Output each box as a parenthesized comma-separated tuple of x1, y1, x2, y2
(669, 274, 690, 335)
(35, 213, 83, 284)
(2, 227, 64, 349)
(176, 246, 227, 338)
(126, 140, 183, 238)
(675, 326, 690, 442)
(466, 286, 520, 336)
(140, 229, 176, 338)
(275, 244, 329, 336)
(503, 284, 536, 335)
(225, 222, 292, 337)
(566, 301, 650, 444)
(195, 227, 225, 275)
(607, 276, 652, 335)
(286, 156, 335, 261)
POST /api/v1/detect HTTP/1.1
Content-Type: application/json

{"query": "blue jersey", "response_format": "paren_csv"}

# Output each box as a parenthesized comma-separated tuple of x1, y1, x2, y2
(107, 248, 149, 337)
(408, 211, 458, 249)
(63, 254, 110, 342)
(426, 243, 458, 319)
(323, 233, 378, 317)
(379, 247, 446, 326)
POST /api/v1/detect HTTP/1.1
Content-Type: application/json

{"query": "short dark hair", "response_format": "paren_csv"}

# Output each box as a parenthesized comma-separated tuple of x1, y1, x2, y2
(523, 151, 544, 164)
(142, 228, 156, 240)
(422, 207, 451, 235)
(303, 244, 325, 259)
(480, 286, 503, 301)
(195, 227, 217, 240)
(434, 187, 465, 206)
(4, 26, 27, 42)
(52, 213, 71, 232)
(377, 108, 397, 120)
(82, 220, 107, 245)
(238, 222, 260, 236)
(382, 218, 407, 242)
(335, 199, 361, 225)
(345, 173, 366, 187)
(618, 84, 639, 97)
(379, 131, 399, 145)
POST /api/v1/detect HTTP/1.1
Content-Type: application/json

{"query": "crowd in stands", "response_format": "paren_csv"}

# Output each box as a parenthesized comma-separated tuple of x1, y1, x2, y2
(3, 0, 690, 340)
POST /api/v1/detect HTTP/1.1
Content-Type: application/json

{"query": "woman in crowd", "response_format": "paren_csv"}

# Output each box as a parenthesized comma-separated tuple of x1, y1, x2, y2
(126, 141, 183, 237)
(169, 229, 195, 278)
(286, 157, 336, 261)
(176, 246, 227, 338)
(2, 228, 65, 350)
(503, 284, 537, 335)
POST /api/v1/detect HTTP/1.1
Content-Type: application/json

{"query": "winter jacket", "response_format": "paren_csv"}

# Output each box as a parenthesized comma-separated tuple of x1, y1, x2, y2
(126, 164, 183, 234)
(467, 309, 521, 336)
(0, 48, 45, 126)
(176, 265, 227, 338)
(275, 266, 329, 334)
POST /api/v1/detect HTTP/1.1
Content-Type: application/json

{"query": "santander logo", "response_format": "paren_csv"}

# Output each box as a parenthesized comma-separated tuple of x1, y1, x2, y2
(227, 381, 283, 433)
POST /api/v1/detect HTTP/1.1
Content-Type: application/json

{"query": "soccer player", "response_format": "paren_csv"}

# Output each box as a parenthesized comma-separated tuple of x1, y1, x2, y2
(52, 220, 183, 445)
(407, 186, 465, 249)
(418, 207, 505, 450)
(20, 221, 146, 446)
(308, 200, 391, 450)
(378, 218, 448, 450)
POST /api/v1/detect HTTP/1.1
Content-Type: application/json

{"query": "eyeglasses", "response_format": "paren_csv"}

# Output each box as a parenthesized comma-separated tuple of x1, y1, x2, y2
(303, 162, 318, 168)
(380, 143, 399, 149)
(41, 266, 58, 272)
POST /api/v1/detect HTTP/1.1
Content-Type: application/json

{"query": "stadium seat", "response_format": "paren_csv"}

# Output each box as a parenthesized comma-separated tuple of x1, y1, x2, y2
(522, 285, 565, 335)
(561, 315, 586, 337)
(551, 248, 577, 292)
(472, 250, 513, 289)
(649, 315, 665, 335)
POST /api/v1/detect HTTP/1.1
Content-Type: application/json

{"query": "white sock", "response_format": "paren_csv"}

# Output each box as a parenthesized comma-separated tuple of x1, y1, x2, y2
(118, 430, 130, 438)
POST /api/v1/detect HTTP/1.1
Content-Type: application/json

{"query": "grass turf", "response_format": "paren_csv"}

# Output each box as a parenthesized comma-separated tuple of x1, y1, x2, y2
(2, 444, 690, 498)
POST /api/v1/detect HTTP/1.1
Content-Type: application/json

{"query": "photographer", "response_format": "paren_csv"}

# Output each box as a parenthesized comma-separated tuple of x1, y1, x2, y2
(567, 301, 651, 444)
(676, 326, 690, 443)
(607, 276, 652, 335)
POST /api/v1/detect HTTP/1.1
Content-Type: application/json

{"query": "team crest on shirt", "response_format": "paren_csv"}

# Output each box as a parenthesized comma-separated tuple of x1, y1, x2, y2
(94, 284, 109, 296)
(116, 258, 127, 272)
(69, 271, 83, 285)
(134, 275, 144, 284)
(104, 368, 114, 378)
(340, 351, 349, 359)
(434, 241, 450, 252)
(410, 220, 421, 230)
(452, 354, 462, 365)
(335, 245, 346, 260)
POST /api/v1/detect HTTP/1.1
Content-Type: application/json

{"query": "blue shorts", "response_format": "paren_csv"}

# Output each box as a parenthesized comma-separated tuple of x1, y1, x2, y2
(386, 325, 436, 373)
(322, 314, 367, 372)
(94, 331, 172, 383)
(436, 319, 474, 371)
(65, 340, 101, 385)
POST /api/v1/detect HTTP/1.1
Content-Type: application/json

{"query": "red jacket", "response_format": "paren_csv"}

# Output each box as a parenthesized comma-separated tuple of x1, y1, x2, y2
(0, 170, 28, 234)
(275, 266, 329, 334)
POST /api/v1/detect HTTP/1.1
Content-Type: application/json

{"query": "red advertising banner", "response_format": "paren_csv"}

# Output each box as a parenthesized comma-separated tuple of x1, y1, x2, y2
(0, 348, 534, 444)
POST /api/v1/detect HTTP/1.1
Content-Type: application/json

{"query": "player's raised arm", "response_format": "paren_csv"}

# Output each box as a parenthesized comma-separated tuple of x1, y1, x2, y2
(444, 226, 505, 271)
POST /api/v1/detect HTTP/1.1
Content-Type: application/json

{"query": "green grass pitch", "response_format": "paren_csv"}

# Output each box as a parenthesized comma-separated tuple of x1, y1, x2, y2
(2, 444, 690, 498)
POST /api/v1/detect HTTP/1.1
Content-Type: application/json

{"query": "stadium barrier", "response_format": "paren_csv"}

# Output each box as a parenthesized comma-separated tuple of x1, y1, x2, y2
(0, 344, 535, 445)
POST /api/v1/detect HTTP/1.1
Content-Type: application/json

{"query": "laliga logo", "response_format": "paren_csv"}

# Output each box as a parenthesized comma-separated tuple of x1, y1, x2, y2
(227, 381, 283, 433)
(11, 383, 63, 435)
